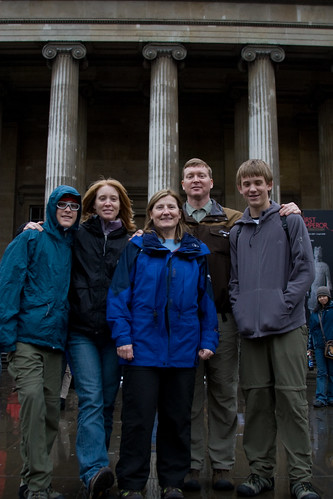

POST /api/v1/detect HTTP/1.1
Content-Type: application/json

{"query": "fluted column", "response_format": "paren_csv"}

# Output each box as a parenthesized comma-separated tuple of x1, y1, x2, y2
(319, 99, 333, 208)
(42, 42, 86, 205)
(143, 43, 187, 200)
(241, 45, 285, 203)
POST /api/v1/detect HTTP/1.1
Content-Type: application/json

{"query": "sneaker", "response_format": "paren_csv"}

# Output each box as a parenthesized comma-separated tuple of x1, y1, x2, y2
(26, 491, 49, 499)
(183, 469, 201, 491)
(290, 481, 321, 499)
(119, 491, 143, 499)
(88, 467, 114, 499)
(18, 483, 28, 499)
(212, 469, 235, 491)
(237, 474, 274, 496)
(161, 487, 184, 499)
(313, 400, 327, 408)
(46, 485, 65, 498)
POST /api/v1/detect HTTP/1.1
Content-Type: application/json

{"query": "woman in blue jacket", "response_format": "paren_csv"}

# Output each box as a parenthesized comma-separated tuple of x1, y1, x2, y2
(107, 189, 219, 499)
(308, 286, 333, 408)
(0, 185, 81, 499)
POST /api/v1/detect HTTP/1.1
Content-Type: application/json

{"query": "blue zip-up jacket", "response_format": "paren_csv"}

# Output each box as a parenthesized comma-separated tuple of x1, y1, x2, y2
(229, 201, 315, 338)
(308, 300, 333, 350)
(0, 185, 81, 352)
(106, 231, 219, 367)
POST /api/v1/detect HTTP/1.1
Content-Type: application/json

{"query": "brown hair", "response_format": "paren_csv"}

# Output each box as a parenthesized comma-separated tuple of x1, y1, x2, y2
(143, 189, 188, 242)
(81, 178, 136, 231)
(182, 158, 213, 179)
(236, 159, 273, 188)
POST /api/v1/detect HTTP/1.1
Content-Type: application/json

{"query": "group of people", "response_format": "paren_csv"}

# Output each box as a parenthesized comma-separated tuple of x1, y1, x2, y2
(0, 157, 322, 499)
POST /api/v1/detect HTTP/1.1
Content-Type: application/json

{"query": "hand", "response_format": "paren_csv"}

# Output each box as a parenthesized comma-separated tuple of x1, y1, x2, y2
(279, 203, 301, 216)
(23, 221, 44, 232)
(117, 344, 134, 361)
(129, 229, 143, 241)
(198, 349, 214, 360)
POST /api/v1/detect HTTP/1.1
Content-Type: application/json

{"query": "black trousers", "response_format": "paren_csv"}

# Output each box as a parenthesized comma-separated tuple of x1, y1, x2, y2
(116, 365, 196, 490)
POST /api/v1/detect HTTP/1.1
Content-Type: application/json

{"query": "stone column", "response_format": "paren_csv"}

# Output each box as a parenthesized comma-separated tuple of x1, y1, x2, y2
(143, 43, 187, 200)
(241, 45, 285, 203)
(42, 42, 86, 205)
(318, 99, 333, 208)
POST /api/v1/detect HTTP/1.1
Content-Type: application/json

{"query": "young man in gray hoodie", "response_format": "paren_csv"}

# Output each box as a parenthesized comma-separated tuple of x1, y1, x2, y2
(229, 159, 319, 499)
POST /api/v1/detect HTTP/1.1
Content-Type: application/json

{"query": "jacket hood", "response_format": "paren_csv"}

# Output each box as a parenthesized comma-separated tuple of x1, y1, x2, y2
(131, 231, 210, 258)
(235, 200, 281, 226)
(43, 185, 81, 241)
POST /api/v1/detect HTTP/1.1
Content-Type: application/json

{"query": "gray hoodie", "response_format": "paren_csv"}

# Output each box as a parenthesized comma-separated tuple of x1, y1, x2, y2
(229, 201, 314, 338)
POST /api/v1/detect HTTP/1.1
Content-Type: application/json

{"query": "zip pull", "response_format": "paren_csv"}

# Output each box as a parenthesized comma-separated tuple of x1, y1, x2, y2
(103, 234, 107, 256)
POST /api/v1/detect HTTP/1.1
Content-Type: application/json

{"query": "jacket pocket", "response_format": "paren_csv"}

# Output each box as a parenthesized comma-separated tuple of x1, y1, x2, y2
(233, 288, 291, 335)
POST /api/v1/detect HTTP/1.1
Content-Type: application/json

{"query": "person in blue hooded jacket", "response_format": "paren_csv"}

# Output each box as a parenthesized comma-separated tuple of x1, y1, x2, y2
(106, 189, 219, 499)
(308, 286, 333, 408)
(0, 185, 81, 499)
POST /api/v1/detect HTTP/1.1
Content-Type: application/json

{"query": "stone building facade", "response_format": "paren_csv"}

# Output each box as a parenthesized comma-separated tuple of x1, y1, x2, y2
(1, 0, 333, 254)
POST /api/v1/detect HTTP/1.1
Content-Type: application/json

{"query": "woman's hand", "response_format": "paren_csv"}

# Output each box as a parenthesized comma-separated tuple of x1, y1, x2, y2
(117, 344, 134, 361)
(279, 203, 301, 216)
(198, 349, 214, 361)
(23, 221, 44, 232)
(129, 229, 143, 241)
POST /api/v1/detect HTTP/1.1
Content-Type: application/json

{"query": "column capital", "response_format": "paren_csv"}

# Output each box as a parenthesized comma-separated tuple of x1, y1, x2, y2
(142, 43, 187, 62)
(42, 42, 87, 61)
(241, 45, 285, 64)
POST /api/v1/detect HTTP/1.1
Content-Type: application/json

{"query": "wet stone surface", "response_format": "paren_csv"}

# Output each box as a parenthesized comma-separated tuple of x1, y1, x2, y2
(0, 367, 331, 498)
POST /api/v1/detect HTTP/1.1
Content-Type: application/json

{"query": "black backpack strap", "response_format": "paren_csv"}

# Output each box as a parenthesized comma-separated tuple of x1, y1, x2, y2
(280, 215, 290, 243)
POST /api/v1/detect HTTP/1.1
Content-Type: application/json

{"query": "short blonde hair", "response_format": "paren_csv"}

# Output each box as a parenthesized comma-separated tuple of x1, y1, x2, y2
(81, 178, 136, 231)
(144, 189, 188, 242)
(236, 159, 273, 187)
(182, 158, 213, 179)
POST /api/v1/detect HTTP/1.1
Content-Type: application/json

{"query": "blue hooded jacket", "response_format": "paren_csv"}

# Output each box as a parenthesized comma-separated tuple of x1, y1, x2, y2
(106, 231, 219, 367)
(0, 185, 81, 352)
(308, 300, 333, 350)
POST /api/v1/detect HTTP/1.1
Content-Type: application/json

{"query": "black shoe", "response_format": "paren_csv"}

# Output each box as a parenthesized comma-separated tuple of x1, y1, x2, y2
(183, 469, 201, 491)
(212, 469, 235, 491)
(313, 400, 327, 408)
(237, 474, 274, 496)
(119, 491, 143, 499)
(88, 467, 114, 499)
(161, 487, 184, 499)
(18, 483, 28, 499)
(290, 481, 321, 499)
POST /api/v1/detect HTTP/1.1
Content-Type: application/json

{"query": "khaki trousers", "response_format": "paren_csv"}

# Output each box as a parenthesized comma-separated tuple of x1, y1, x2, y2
(240, 326, 313, 483)
(190, 313, 239, 470)
(8, 342, 63, 491)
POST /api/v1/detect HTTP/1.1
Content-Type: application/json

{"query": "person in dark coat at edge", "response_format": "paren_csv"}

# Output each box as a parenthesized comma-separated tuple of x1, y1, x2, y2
(308, 285, 333, 408)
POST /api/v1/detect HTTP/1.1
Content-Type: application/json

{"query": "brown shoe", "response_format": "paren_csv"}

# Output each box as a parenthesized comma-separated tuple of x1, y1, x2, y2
(183, 469, 201, 491)
(88, 467, 114, 499)
(212, 469, 234, 491)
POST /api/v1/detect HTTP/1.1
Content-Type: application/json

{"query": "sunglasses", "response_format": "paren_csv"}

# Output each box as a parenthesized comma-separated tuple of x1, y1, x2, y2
(57, 201, 80, 211)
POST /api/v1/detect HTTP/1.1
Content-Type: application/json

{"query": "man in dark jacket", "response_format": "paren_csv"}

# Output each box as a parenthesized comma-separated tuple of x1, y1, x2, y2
(181, 158, 302, 492)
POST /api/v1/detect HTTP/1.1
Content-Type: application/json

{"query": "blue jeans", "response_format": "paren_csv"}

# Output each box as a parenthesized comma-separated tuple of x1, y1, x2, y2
(68, 332, 121, 487)
(314, 347, 333, 404)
